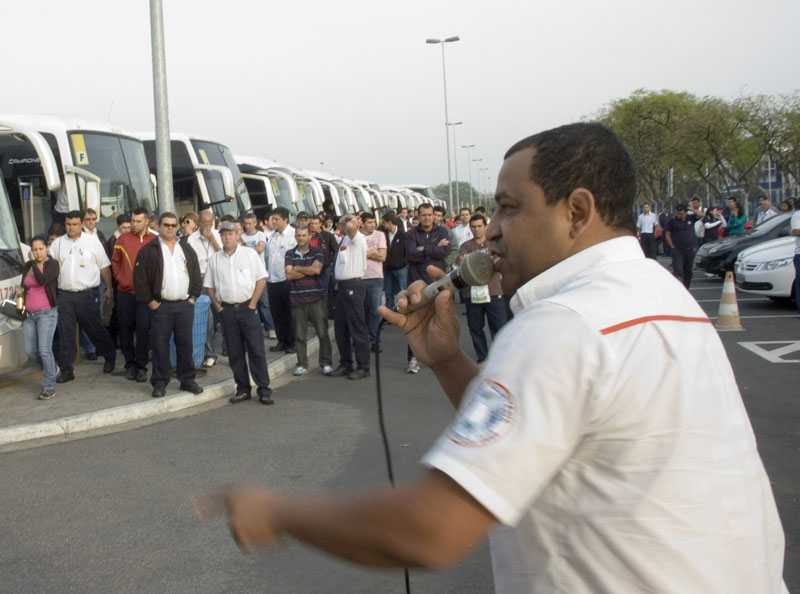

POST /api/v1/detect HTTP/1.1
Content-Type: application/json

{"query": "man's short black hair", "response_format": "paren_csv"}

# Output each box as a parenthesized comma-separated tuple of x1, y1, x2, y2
(158, 211, 178, 224)
(132, 207, 149, 218)
(433, 204, 446, 215)
(505, 122, 637, 233)
(469, 213, 487, 225)
(65, 210, 83, 221)
(418, 203, 433, 212)
(474, 205, 487, 214)
(272, 206, 290, 221)
(116, 214, 131, 225)
(360, 211, 375, 222)
(676, 203, 688, 212)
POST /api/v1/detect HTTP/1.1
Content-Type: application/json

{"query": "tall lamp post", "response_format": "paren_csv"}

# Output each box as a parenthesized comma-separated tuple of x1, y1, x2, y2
(426, 36, 460, 214)
(462, 144, 475, 208)
(448, 121, 463, 212)
(472, 158, 484, 205)
(479, 167, 489, 204)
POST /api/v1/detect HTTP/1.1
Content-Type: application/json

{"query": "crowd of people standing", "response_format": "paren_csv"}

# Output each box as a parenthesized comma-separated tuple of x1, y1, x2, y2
(16, 203, 508, 400)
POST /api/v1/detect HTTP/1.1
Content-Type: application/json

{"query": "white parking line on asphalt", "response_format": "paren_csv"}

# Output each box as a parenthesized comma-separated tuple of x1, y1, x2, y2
(738, 341, 800, 363)
(708, 314, 800, 320)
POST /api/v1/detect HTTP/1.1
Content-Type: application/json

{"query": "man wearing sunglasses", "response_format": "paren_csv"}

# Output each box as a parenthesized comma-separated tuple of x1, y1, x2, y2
(134, 212, 203, 398)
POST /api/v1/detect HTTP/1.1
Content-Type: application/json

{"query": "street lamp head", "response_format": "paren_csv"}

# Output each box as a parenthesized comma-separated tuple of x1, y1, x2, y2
(462, 144, 475, 149)
(445, 36, 460, 43)
(426, 38, 441, 44)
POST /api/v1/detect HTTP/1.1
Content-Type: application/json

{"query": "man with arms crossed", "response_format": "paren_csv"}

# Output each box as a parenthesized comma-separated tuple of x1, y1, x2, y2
(197, 124, 786, 593)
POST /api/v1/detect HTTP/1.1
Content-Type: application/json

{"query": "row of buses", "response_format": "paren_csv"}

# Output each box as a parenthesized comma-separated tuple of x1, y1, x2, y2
(0, 115, 442, 373)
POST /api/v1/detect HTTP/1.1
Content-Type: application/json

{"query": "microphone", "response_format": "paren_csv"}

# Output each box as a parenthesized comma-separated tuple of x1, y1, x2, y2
(404, 250, 495, 312)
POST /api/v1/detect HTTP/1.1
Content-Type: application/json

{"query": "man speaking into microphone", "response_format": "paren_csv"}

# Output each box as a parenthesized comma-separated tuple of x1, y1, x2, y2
(195, 123, 787, 593)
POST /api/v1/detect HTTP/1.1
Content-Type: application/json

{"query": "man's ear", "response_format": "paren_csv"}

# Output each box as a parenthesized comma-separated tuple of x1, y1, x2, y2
(565, 188, 596, 239)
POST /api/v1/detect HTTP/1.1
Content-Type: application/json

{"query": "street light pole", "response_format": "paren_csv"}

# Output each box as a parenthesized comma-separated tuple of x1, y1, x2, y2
(472, 158, 483, 205)
(149, 0, 175, 214)
(462, 144, 475, 208)
(479, 167, 489, 204)
(426, 36, 460, 214)
(448, 121, 463, 212)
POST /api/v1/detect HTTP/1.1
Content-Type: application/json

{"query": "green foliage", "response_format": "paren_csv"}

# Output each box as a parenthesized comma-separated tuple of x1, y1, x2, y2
(593, 89, 800, 203)
(433, 182, 481, 206)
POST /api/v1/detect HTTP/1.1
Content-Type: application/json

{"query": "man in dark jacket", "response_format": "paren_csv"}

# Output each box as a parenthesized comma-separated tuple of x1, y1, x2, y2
(405, 203, 450, 284)
(134, 212, 204, 398)
(309, 213, 338, 310)
(382, 216, 407, 310)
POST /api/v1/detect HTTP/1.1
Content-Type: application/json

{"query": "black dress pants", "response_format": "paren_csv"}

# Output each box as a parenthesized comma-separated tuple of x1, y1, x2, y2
(267, 280, 295, 348)
(57, 289, 115, 374)
(334, 279, 370, 371)
(220, 304, 271, 397)
(149, 300, 195, 388)
(116, 290, 151, 371)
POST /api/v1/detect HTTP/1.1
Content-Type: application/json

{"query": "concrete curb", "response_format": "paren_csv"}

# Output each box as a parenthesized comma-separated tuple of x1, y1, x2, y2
(0, 332, 329, 447)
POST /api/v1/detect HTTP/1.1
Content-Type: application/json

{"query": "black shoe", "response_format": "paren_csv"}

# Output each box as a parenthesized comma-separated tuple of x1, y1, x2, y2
(135, 368, 148, 383)
(84, 352, 98, 361)
(269, 342, 287, 352)
(229, 391, 251, 403)
(285, 346, 296, 354)
(179, 382, 203, 395)
(329, 365, 351, 377)
(370, 344, 382, 353)
(56, 371, 75, 384)
(125, 367, 137, 381)
(151, 386, 166, 398)
(348, 368, 370, 380)
(258, 394, 274, 405)
(103, 356, 116, 374)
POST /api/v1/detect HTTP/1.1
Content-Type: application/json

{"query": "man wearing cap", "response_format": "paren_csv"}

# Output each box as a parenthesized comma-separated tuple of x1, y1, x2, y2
(134, 212, 203, 398)
(205, 221, 273, 405)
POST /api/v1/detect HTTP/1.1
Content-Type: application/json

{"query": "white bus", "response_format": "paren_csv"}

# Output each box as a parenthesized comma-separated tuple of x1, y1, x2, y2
(0, 115, 157, 242)
(141, 133, 252, 220)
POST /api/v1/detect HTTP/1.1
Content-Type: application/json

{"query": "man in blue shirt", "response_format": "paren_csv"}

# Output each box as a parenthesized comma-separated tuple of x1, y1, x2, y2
(665, 203, 697, 289)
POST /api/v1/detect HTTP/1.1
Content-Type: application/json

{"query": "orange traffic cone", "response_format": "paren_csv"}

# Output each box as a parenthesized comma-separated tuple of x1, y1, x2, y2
(715, 271, 743, 331)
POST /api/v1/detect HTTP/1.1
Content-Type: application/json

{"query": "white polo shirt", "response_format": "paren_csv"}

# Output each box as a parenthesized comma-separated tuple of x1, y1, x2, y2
(187, 229, 222, 277)
(204, 245, 267, 304)
(334, 232, 367, 281)
(267, 225, 296, 282)
(423, 236, 786, 594)
(452, 223, 473, 247)
(159, 238, 190, 301)
(49, 232, 110, 291)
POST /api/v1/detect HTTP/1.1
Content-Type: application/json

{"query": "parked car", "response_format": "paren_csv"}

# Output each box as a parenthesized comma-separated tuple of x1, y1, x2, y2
(695, 213, 792, 276)
(735, 236, 797, 302)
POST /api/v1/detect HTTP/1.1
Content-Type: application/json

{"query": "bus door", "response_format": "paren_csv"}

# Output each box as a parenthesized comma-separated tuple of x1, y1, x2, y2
(318, 181, 342, 217)
(265, 169, 299, 219)
(241, 173, 277, 221)
(0, 124, 62, 242)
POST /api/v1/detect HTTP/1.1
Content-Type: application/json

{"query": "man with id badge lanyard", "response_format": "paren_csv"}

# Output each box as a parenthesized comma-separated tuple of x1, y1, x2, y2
(458, 213, 508, 363)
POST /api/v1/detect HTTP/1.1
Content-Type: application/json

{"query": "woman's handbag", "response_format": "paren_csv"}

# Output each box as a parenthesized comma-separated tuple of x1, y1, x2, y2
(0, 296, 26, 321)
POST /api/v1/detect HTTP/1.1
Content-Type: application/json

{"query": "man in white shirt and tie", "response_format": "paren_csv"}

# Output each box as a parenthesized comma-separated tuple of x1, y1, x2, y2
(265, 207, 297, 354)
(636, 203, 660, 259)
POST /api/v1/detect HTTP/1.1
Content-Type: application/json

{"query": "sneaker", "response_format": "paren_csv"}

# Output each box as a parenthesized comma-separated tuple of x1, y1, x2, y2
(267, 330, 277, 339)
(293, 366, 307, 376)
(407, 357, 420, 374)
(38, 389, 55, 401)
(321, 365, 334, 375)
(203, 356, 216, 368)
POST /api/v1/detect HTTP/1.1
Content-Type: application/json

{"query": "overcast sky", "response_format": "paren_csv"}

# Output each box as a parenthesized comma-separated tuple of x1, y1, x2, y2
(2, 0, 798, 193)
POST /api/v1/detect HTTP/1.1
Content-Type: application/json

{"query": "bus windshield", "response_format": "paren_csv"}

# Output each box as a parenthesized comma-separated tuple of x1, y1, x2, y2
(69, 132, 156, 237)
(191, 140, 252, 216)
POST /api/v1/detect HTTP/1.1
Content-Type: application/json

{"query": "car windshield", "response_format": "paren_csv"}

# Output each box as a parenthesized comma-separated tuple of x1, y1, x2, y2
(745, 212, 790, 237)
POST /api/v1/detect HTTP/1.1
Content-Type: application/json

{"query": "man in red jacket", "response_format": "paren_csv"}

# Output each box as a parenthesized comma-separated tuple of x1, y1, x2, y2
(112, 207, 158, 381)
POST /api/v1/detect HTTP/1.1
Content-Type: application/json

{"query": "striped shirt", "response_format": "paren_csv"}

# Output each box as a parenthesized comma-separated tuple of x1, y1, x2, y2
(285, 245, 323, 306)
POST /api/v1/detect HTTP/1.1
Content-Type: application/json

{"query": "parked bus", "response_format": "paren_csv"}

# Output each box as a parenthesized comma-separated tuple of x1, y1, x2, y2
(0, 115, 157, 242)
(0, 123, 63, 372)
(141, 133, 251, 220)
(236, 155, 299, 220)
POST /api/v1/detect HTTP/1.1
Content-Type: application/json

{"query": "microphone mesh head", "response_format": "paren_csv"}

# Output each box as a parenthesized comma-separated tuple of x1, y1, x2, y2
(460, 251, 496, 286)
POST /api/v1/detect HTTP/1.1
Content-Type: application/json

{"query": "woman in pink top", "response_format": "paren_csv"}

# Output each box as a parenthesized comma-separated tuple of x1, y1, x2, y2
(18, 235, 60, 400)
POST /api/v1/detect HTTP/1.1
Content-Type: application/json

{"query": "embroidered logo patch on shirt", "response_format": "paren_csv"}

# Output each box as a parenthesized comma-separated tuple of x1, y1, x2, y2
(448, 379, 515, 447)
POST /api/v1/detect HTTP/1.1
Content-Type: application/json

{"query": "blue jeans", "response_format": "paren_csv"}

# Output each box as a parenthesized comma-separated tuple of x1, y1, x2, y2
(363, 278, 384, 345)
(256, 289, 275, 332)
(794, 255, 800, 313)
(79, 281, 104, 354)
(24, 308, 59, 390)
(383, 267, 408, 311)
(465, 295, 508, 362)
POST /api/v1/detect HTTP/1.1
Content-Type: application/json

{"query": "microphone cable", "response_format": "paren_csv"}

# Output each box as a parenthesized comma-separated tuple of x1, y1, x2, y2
(374, 318, 412, 594)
